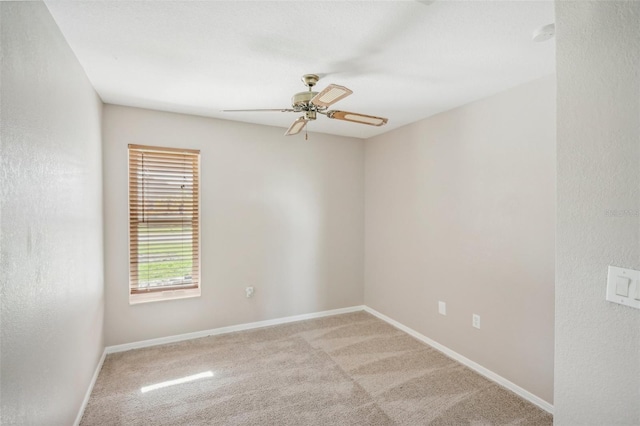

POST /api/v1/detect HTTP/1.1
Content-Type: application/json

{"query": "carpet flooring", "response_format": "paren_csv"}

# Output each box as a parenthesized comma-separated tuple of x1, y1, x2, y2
(81, 312, 552, 425)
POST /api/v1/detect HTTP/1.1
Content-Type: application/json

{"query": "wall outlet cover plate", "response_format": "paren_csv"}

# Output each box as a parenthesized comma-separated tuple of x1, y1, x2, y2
(472, 314, 481, 329)
(438, 301, 446, 315)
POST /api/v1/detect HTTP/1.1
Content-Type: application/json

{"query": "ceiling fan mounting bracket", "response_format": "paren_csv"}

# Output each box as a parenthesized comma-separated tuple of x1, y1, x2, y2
(301, 74, 319, 88)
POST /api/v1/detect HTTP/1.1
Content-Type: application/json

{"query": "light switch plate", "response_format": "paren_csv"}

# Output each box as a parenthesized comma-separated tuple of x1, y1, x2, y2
(438, 301, 446, 315)
(606, 266, 640, 309)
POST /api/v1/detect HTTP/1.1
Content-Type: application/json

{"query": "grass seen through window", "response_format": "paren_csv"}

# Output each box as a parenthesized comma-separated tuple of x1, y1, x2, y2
(136, 226, 194, 289)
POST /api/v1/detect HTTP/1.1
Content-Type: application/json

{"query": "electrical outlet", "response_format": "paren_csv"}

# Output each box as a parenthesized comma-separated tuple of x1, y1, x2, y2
(245, 286, 254, 298)
(472, 314, 481, 329)
(438, 301, 446, 315)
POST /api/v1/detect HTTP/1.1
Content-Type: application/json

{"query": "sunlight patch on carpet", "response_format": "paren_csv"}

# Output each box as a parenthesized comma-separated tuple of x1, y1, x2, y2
(141, 371, 214, 393)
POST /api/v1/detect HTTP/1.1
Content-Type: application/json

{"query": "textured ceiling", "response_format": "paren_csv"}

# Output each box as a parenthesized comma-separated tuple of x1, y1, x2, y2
(45, 1, 555, 139)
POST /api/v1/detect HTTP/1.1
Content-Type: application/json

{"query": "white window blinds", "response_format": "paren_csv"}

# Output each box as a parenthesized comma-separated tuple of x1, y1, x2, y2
(128, 144, 200, 296)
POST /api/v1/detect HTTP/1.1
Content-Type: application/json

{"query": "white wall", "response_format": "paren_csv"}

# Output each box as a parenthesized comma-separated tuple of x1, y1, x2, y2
(555, 2, 640, 424)
(365, 77, 556, 404)
(102, 105, 364, 346)
(0, 2, 104, 424)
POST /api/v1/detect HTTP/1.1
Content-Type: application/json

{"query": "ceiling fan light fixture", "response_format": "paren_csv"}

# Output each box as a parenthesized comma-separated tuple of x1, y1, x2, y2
(327, 110, 388, 127)
(311, 84, 353, 108)
(284, 117, 308, 136)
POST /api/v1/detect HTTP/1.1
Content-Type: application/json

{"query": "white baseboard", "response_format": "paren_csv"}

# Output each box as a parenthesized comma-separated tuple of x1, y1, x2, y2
(363, 306, 553, 414)
(105, 305, 365, 354)
(74, 348, 107, 426)
(94, 304, 552, 416)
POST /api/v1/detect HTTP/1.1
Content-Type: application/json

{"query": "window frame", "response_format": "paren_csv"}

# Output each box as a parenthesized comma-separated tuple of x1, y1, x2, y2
(127, 144, 201, 305)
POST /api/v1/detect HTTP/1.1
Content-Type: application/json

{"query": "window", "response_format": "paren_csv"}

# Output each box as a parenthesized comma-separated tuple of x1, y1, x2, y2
(128, 144, 200, 304)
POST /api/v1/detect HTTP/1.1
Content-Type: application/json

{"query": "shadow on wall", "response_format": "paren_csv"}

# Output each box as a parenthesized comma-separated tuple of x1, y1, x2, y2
(226, 167, 327, 318)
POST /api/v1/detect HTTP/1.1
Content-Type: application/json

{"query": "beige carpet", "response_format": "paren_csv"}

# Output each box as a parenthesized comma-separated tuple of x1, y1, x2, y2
(82, 312, 552, 425)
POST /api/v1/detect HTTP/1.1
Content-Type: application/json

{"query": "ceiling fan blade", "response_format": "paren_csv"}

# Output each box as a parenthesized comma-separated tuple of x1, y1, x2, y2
(326, 110, 388, 127)
(310, 84, 353, 108)
(284, 117, 308, 136)
(221, 108, 295, 112)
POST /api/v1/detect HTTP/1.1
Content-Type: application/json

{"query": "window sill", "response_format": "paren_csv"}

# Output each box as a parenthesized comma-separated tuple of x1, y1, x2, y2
(129, 288, 201, 305)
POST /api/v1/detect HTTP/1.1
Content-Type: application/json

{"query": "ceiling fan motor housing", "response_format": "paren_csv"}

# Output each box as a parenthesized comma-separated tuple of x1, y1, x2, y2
(292, 91, 317, 108)
(290, 74, 326, 115)
(291, 91, 325, 116)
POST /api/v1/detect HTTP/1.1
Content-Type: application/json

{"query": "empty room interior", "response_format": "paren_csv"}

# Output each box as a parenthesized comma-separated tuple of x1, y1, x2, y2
(1, 1, 639, 425)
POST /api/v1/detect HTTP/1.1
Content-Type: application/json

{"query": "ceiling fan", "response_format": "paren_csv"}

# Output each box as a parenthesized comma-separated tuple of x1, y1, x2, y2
(222, 74, 388, 136)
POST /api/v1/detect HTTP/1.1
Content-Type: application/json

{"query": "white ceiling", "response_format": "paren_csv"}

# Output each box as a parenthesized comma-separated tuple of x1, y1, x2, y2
(45, 1, 555, 139)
